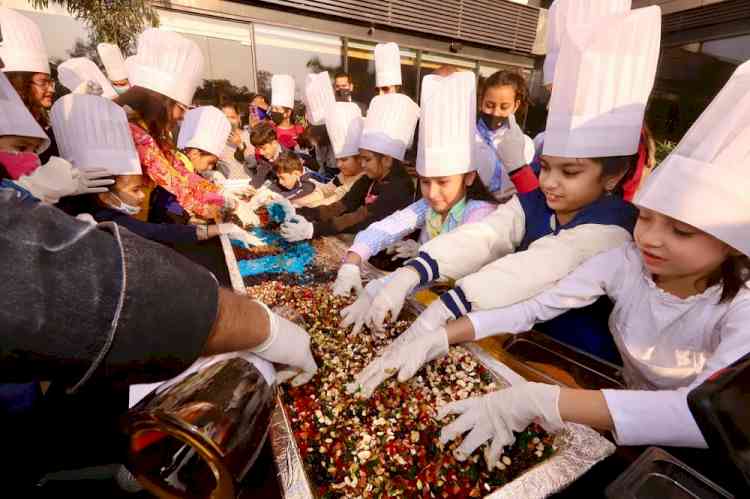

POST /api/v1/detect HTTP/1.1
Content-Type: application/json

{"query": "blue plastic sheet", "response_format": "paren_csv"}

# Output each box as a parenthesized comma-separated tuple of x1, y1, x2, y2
(232, 228, 315, 276)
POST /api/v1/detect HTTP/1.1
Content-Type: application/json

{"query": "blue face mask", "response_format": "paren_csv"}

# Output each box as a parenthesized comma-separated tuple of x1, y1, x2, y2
(109, 192, 141, 216)
(257, 107, 268, 121)
(113, 84, 130, 96)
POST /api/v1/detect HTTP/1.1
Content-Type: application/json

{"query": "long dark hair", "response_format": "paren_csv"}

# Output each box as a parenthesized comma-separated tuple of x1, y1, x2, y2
(466, 173, 498, 204)
(6, 71, 49, 128)
(114, 86, 176, 153)
(479, 70, 530, 116)
(706, 254, 750, 303)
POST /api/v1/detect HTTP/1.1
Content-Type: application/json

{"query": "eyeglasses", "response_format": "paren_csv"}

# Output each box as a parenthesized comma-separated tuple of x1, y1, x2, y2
(31, 78, 55, 90)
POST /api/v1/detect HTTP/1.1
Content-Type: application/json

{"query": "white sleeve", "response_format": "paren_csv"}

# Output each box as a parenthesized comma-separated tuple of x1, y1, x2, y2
(458, 224, 632, 310)
(466, 245, 626, 340)
(415, 196, 525, 282)
(603, 296, 750, 448)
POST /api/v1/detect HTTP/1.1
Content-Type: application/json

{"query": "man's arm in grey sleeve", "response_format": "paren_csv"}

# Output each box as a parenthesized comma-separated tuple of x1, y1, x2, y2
(0, 192, 219, 390)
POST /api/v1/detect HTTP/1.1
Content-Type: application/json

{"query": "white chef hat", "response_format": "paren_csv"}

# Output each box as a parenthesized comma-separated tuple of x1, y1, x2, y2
(177, 106, 231, 158)
(97, 43, 129, 82)
(635, 61, 750, 257)
(129, 28, 204, 106)
(0, 71, 49, 152)
(417, 72, 476, 177)
(360, 93, 419, 161)
(0, 7, 49, 74)
(58, 58, 118, 99)
(325, 102, 363, 159)
(303, 72, 336, 126)
(543, 0, 631, 86)
(375, 42, 402, 88)
(543, 6, 661, 158)
(271, 74, 295, 109)
(50, 94, 141, 175)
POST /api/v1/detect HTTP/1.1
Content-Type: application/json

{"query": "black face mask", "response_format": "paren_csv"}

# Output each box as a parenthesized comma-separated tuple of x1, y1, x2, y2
(335, 89, 352, 102)
(480, 112, 505, 131)
(270, 111, 285, 125)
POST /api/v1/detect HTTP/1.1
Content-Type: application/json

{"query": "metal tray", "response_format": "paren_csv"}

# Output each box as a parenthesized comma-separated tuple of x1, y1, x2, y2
(224, 235, 616, 498)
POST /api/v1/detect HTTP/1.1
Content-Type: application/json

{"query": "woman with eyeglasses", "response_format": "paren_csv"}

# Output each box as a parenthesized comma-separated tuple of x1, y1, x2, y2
(0, 7, 59, 163)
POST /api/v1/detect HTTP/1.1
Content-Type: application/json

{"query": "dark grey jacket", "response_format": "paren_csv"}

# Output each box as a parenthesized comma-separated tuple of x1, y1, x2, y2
(0, 190, 219, 392)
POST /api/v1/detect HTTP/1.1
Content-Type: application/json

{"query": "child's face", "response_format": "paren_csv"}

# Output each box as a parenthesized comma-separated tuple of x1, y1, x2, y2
(337, 155, 362, 177)
(419, 173, 472, 215)
(259, 141, 280, 161)
(634, 207, 733, 286)
(29, 73, 55, 109)
(278, 171, 301, 190)
(359, 149, 391, 180)
(538, 155, 619, 224)
(187, 149, 219, 173)
(480, 85, 520, 121)
(0, 135, 44, 153)
(107, 174, 147, 207)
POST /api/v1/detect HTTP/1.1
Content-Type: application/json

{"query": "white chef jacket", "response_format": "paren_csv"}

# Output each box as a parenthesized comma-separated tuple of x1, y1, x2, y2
(468, 242, 750, 448)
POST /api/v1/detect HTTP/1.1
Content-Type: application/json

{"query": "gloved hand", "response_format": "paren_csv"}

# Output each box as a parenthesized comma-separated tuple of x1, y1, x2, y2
(250, 300, 318, 386)
(234, 200, 261, 227)
(339, 279, 384, 334)
(223, 192, 239, 211)
(364, 267, 420, 330)
(346, 326, 449, 398)
(280, 215, 314, 242)
(497, 114, 528, 173)
(438, 383, 563, 469)
(386, 239, 420, 261)
(332, 263, 363, 297)
(405, 298, 455, 338)
(71, 167, 115, 195)
(218, 223, 265, 248)
(16, 157, 108, 203)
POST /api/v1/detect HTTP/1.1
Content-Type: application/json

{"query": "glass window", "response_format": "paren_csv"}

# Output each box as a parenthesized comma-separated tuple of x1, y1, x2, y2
(157, 10, 254, 110)
(347, 40, 418, 107)
(421, 52, 476, 76)
(254, 24, 344, 103)
(702, 35, 750, 65)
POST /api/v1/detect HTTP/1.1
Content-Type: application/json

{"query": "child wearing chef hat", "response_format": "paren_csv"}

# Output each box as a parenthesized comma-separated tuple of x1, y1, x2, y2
(350, 6, 663, 393)
(97, 43, 131, 95)
(278, 92, 419, 243)
(51, 95, 254, 247)
(293, 102, 366, 209)
(270, 74, 305, 150)
(375, 43, 403, 96)
(0, 7, 58, 163)
(432, 57, 750, 462)
(333, 72, 497, 308)
(116, 29, 242, 224)
(0, 71, 113, 204)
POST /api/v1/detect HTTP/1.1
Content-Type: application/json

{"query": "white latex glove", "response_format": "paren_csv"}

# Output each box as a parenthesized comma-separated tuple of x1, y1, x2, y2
(280, 215, 314, 242)
(218, 223, 264, 248)
(339, 279, 383, 334)
(365, 267, 420, 330)
(332, 263, 363, 297)
(249, 186, 281, 211)
(386, 239, 420, 261)
(438, 383, 563, 469)
(497, 114, 528, 173)
(72, 167, 115, 195)
(16, 157, 84, 203)
(250, 300, 318, 386)
(234, 200, 261, 227)
(404, 298, 455, 338)
(346, 326, 449, 398)
(223, 192, 239, 211)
